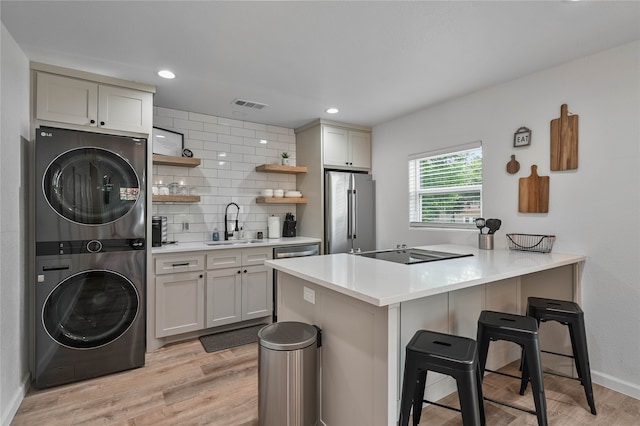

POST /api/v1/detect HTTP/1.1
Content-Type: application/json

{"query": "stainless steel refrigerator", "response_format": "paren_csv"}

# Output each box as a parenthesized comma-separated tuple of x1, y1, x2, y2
(325, 171, 375, 254)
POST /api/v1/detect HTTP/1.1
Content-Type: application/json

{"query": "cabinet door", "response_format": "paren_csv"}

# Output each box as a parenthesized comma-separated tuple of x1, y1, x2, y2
(156, 272, 205, 337)
(349, 130, 371, 169)
(323, 126, 350, 167)
(98, 85, 152, 133)
(36, 72, 98, 127)
(242, 265, 273, 320)
(206, 268, 242, 327)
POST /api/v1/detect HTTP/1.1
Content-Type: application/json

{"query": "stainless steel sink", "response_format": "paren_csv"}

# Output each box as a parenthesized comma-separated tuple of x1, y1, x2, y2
(206, 239, 264, 246)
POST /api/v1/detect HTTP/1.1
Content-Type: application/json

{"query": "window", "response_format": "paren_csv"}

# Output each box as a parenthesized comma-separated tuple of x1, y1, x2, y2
(409, 142, 482, 228)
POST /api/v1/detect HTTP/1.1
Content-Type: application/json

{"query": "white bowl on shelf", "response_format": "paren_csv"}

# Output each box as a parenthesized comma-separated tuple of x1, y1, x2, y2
(261, 189, 274, 197)
(284, 191, 302, 198)
(273, 189, 284, 198)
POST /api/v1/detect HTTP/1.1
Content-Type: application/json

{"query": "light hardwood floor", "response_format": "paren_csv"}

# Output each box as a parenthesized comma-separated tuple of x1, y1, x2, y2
(12, 338, 640, 425)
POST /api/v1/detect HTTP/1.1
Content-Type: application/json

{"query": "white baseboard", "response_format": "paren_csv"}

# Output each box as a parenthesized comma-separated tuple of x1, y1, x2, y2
(592, 370, 640, 400)
(1, 373, 29, 426)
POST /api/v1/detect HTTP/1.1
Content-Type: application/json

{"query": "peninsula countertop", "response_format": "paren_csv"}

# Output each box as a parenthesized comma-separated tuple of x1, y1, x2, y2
(151, 236, 321, 255)
(265, 244, 586, 307)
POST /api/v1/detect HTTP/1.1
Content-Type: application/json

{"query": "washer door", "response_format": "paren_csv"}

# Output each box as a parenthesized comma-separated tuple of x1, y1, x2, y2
(43, 270, 139, 349)
(43, 147, 140, 225)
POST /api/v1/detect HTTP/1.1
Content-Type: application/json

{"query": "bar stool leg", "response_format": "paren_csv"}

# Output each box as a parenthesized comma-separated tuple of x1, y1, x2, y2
(399, 356, 419, 426)
(524, 341, 548, 426)
(569, 320, 597, 415)
(413, 370, 428, 425)
(476, 325, 490, 376)
(455, 366, 486, 426)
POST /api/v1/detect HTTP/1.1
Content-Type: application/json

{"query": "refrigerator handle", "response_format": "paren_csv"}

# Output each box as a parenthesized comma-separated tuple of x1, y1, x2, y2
(352, 189, 357, 239)
(347, 189, 353, 239)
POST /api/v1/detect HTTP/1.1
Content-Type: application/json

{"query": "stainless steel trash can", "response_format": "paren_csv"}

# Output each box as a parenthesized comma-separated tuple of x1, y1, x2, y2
(258, 321, 320, 426)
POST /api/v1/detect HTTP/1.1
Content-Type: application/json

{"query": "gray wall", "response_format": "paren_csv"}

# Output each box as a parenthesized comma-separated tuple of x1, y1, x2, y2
(373, 41, 640, 398)
(1, 23, 30, 425)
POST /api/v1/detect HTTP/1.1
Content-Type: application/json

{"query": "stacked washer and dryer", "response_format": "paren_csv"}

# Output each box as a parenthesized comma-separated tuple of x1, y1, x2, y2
(34, 126, 147, 388)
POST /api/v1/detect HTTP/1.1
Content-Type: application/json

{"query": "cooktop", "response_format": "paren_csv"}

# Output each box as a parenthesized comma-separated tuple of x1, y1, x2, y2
(357, 248, 473, 265)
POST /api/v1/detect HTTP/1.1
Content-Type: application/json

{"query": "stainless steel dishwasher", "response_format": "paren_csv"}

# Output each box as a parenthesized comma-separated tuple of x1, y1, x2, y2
(272, 243, 320, 322)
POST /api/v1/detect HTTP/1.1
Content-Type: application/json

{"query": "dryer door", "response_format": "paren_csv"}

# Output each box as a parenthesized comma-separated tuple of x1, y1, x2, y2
(42, 270, 140, 349)
(42, 147, 140, 225)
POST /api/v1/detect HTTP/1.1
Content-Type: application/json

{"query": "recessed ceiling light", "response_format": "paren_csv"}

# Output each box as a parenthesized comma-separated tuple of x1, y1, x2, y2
(158, 70, 175, 79)
(326, 107, 339, 114)
(260, 139, 268, 144)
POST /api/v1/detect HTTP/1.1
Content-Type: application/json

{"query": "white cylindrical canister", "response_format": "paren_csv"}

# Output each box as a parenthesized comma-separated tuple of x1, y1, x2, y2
(268, 216, 281, 239)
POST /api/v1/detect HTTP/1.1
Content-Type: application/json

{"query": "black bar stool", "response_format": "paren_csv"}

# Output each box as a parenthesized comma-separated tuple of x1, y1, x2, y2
(520, 297, 597, 415)
(399, 330, 485, 426)
(476, 310, 548, 426)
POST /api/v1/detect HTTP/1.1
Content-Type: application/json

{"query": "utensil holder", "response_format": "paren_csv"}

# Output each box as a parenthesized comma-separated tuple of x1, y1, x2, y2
(479, 234, 494, 250)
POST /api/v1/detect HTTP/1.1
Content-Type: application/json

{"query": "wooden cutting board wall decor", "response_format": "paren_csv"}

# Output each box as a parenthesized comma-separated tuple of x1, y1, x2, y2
(519, 165, 549, 213)
(550, 104, 579, 171)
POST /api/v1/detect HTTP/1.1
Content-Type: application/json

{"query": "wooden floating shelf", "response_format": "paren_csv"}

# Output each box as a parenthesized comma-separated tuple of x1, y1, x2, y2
(152, 195, 201, 203)
(152, 154, 201, 167)
(256, 197, 308, 204)
(255, 164, 307, 174)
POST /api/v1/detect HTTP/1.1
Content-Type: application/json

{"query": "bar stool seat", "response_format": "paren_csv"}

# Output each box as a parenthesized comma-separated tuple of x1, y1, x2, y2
(399, 330, 485, 426)
(476, 310, 548, 426)
(521, 297, 597, 415)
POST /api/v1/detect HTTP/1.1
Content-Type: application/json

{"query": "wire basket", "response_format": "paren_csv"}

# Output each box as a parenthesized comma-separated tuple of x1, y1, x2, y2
(506, 234, 556, 253)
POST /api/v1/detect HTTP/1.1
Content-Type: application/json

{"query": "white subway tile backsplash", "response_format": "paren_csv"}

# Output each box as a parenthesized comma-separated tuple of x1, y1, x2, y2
(153, 116, 173, 127)
(156, 107, 188, 119)
(217, 117, 244, 128)
(203, 123, 231, 135)
(153, 108, 297, 242)
(230, 127, 256, 138)
(267, 124, 290, 135)
(188, 130, 219, 142)
(188, 112, 219, 124)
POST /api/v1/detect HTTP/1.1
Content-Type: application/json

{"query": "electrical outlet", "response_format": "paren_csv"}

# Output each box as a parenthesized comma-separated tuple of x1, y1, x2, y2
(303, 286, 315, 304)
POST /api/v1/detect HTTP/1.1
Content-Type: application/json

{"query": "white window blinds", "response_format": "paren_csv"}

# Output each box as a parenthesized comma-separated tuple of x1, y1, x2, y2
(409, 142, 482, 228)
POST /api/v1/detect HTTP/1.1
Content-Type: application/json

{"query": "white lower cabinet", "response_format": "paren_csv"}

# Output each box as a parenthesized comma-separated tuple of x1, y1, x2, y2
(155, 247, 272, 338)
(206, 268, 242, 327)
(155, 271, 205, 338)
(241, 265, 273, 319)
(206, 249, 273, 328)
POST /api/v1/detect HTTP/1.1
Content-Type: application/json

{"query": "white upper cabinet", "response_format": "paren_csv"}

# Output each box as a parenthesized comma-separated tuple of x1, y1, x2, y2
(323, 125, 371, 170)
(348, 130, 372, 169)
(97, 84, 152, 134)
(36, 72, 98, 127)
(35, 70, 153, 134)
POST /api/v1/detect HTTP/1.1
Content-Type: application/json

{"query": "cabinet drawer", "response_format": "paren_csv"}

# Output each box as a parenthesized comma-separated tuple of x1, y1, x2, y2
(207, 250, 242, 270)
(242, 248, 273, 266)
(155, 254, 205, 275)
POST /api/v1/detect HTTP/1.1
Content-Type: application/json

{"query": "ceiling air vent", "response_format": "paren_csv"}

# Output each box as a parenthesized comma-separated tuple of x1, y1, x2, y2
(232, 98, 269, 110)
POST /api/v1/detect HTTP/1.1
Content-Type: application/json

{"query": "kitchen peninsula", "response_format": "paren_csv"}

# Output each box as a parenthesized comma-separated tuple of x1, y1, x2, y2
(265, 244, 586, 426)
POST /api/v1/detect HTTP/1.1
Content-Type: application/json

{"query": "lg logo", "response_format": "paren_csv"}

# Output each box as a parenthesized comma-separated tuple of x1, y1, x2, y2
(40, 131, 52, 137)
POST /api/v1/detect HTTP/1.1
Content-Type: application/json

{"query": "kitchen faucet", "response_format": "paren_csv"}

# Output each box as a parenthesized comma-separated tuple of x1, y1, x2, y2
(224, 202, 240, 240)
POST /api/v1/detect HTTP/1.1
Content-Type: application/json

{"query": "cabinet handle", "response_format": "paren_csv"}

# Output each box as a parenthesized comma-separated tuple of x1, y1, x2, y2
(172, 262, 189, 267)
(243, 269, 247, 273)
(90, 119, 96, 124)
(199, 274, 203, 278)
(237, 270, 241, 274)
(100, 121, 105, 126)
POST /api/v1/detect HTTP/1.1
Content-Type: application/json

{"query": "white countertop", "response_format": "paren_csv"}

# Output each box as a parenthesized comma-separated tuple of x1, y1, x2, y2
(151, 236, 321, 255)
(265, 244, 586, 307)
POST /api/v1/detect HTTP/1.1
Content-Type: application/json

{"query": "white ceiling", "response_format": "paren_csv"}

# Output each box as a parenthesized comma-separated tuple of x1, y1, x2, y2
(2, 1, 639, 129)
